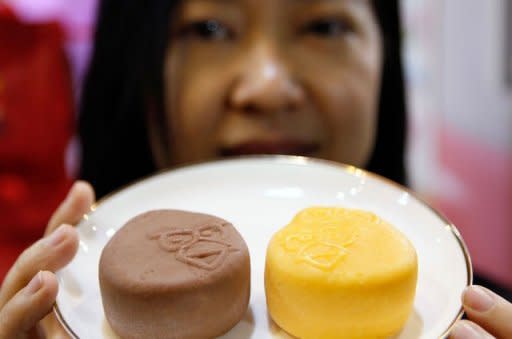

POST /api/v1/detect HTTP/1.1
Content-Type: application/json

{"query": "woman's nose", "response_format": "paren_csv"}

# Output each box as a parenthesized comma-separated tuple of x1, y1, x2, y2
(228, 47, 304, 114)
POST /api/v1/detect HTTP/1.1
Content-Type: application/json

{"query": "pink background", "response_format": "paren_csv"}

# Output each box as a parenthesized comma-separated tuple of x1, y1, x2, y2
(404, 0, 512, 288)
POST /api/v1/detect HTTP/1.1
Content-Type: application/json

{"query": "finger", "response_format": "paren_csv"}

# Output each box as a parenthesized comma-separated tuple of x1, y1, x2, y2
(0, 225, 78, 308)
(450, 320, 495, 339)
(462, 285, 512, 338)
(40, 312, 71, 339)
(46, 181, 95, 235)
(0, 271, 58, 339)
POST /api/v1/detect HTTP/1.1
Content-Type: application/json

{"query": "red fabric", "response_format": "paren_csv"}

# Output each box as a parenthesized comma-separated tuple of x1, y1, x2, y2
(0, 8, 73, 280)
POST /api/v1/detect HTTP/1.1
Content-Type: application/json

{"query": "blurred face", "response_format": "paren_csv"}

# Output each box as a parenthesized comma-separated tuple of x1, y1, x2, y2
(151, 0, 382, 168)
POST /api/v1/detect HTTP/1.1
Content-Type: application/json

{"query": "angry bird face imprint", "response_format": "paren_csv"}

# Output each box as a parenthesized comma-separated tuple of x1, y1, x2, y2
(282, 225, 358, 271)
(148, 223, 238, 271)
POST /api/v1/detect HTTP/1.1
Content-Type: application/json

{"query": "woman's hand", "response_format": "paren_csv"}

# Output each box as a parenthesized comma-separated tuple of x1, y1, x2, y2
(0, 181, 95, 339)
(451, 285, 512, 338)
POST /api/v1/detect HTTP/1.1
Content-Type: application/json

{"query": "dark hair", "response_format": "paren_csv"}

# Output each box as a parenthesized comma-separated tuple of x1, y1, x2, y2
(366, 1, 407, 186)
(79, 0, 407, 199)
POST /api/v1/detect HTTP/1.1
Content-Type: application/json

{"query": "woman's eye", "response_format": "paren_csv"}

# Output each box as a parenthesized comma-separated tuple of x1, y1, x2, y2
(181, 20, 232, 41)
(303, 18, 353, 38)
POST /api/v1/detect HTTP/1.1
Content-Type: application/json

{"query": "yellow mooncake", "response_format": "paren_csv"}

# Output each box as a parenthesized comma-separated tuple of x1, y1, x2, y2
(265, 207, 418, 339)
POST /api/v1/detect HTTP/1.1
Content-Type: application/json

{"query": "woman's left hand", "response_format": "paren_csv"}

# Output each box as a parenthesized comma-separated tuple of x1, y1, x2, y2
(450, 285, 512, 338)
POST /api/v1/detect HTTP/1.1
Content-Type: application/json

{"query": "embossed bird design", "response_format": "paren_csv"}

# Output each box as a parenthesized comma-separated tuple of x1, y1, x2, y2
(148, 224, 238, 271)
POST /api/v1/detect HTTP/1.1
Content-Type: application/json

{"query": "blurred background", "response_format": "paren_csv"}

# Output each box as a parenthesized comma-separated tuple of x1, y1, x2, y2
(0, 0, 510, 297)
(403, 0, 512, 297)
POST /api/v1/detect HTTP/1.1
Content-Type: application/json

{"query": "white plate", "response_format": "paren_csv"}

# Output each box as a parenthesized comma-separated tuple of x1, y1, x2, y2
(55, 156, 472, 339)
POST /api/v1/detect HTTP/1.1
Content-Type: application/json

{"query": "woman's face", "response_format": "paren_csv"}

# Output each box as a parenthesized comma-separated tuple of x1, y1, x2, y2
(153, 0, 382, 168)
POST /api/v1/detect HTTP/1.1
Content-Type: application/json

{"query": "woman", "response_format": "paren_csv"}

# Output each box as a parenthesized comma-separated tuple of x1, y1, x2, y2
(0, 0, 510, 338)
(79, 0, 407, 199)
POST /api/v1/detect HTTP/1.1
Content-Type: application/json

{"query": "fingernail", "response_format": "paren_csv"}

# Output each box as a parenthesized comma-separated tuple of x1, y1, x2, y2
(46, 224, 69, 246)
(450, 321, 484, 339)
(65, 182, 79, 202)
(25, 271, 43, 295)
(463, 286, 495, 312)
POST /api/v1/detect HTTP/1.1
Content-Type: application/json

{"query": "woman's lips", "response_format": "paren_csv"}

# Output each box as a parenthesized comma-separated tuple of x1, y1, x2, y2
(220, 140, 320, 156)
